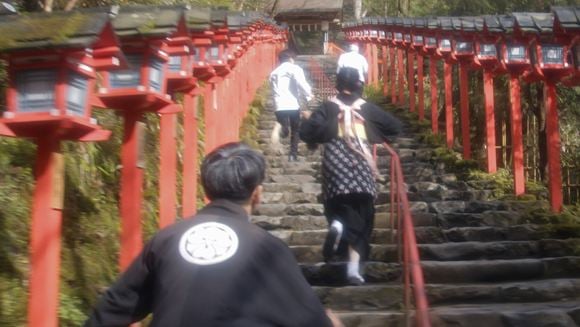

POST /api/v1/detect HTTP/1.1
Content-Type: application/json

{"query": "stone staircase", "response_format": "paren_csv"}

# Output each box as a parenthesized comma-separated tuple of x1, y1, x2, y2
(251, 55, 580, 327)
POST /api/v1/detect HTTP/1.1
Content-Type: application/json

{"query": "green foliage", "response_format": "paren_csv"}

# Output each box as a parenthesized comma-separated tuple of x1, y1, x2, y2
(240, 83, 269, 149)
(363, 82, 385, 104)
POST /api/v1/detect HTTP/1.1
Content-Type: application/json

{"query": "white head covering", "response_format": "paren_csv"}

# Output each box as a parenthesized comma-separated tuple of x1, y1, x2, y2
(349, 44, 359, 52)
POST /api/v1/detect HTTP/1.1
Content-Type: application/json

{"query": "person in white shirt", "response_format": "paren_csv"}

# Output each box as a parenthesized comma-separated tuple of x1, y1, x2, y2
(337, 44, 369, 85)
(269, 49, 313, 162)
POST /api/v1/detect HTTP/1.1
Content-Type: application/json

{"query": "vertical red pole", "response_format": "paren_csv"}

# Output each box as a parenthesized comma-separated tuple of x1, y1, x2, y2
(390, 47, 397, 104)
(398, 49, 405, 105)
(483, 71, 497, 173)
(372, 43, 379, 86)
(417, 55, 425, 121)
(408, 51, 415, 112)
(204, 84, 215, 154)
(120, 112, 144, 271)
(509, 74, 525, 195)
(545, 81, 563, 212)
(429, 57, 438, 134)
(159, 109, 178, 228)
(182, 92, 198, 217)
(459, 64, 471, 159)
(365, 43, 372, 84)
(382, 45, 389, 96)
(28, 137, 63, 327)
(444, 61, 454, 148)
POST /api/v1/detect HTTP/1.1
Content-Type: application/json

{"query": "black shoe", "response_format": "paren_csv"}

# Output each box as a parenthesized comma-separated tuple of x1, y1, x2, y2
(288, 154, 298, 162)
(322, 226, 340, 261)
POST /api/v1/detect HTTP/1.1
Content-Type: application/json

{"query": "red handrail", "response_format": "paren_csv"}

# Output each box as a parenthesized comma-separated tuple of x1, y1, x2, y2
(375, 143, 431, 327)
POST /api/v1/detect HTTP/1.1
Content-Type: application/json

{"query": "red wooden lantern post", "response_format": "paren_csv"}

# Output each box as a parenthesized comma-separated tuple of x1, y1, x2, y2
(161, 10, 198, 227)
(393, 18, 406, 106)
(500, 15, 534, 196)
(472, 16, 506, 173)
(423, 18, 442, 134)
(360, 19, 372, 84)
(403, 18, 416, 112)
(437, 18, 457, 149)
(378, 19, 390, 96)
(385, 25, 398, 104)
(94, 7, 180, 270)
(452, 17, 477, 159)
(180, 8, 212, 217)
(0, 12, 118, 327)
(523, 10, 576, 212)
(369, 18, 381, 86)
(412, 18, 427, 120)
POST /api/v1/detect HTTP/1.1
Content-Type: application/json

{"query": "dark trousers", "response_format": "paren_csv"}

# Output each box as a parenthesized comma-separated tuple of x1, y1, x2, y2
(275, 110, 300, 156)
(324, 193, 375, 261)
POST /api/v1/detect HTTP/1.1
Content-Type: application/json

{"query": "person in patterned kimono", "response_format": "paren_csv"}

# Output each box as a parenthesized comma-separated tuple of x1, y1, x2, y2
(299, 67, 402, 285)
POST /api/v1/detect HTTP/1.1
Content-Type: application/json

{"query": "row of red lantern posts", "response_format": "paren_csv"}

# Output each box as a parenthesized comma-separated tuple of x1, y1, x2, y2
(344, 7, 580, 214)
(0, 6, 286, 326)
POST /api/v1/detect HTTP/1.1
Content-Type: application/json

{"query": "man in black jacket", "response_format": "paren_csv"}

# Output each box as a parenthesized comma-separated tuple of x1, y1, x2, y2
(85, 142, 342, 327)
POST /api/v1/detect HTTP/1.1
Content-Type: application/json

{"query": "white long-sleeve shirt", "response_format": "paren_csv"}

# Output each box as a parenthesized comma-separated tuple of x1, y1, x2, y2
(337, 50, 369, 83)
(269, 62, 313, 111)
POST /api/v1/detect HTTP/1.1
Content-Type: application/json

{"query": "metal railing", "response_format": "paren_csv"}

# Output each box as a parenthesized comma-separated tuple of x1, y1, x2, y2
(374, 143, 431, 327)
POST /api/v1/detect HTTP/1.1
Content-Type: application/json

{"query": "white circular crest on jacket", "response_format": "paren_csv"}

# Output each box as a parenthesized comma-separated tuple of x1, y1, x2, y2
(179, 222, 239, 265)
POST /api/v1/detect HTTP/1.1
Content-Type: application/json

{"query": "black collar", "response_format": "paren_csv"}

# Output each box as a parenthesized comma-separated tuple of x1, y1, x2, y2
(197, 199, 249, 220)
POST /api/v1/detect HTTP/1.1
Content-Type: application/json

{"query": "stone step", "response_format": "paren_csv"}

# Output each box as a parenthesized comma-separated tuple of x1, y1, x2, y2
(290, 239, 580, 263)
(262, 182, 321, 193)
(270, 224, 580, 246)
(268, 165, 319, 176)
(333, 311, 404, 327)
(253, 203, 324, 216)
(334, 300, 580, 327)
(427, 301, 580, 327)
(301, 257, 580, 285)
(315, 279, 580, 311)
(436, 211, 531, 228)
(251, 215, 327, 231)
(266, 174, 318, 184)
(261, 192, 321, 205)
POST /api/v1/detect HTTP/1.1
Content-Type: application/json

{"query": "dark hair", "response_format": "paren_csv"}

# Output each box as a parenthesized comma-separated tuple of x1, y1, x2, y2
(336, 67, 363, 94)
(278, 49, 296, 63)
(201, 142, 266, 203)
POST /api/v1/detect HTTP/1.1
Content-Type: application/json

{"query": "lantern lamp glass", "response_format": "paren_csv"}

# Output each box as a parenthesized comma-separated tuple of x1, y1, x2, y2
(541, 45, 564, 65)
(66, 72, 89, 116)
(439, 39, 451, 51)
(426, 37, 437, 47)
(413, 35, 423, 45)
(168, 55, 182, 72)
(456, 41, 473, 54)
(209, 46, 220, 60)
(479, 44, 497, 57)
(149, 58, 165, 92)
(507, 45, 526, 62)
(110, 54, 142, 89)
(16, 69, 56, 113)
